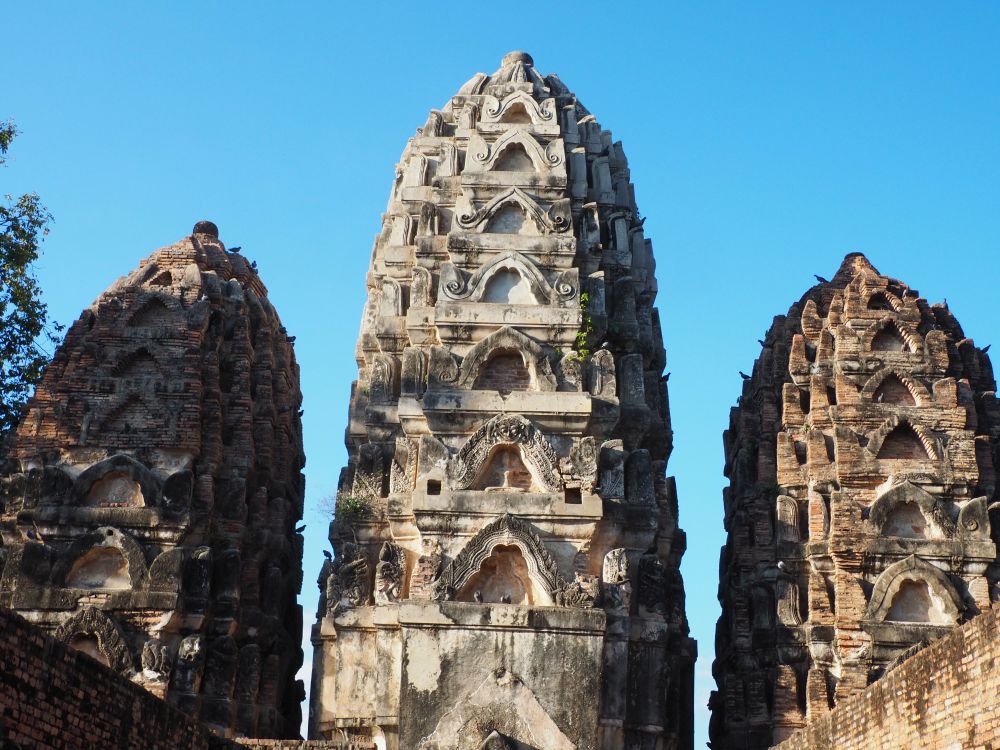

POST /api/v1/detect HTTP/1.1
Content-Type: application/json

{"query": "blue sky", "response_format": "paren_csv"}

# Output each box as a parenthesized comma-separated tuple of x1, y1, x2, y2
(5, 2, 999, 745)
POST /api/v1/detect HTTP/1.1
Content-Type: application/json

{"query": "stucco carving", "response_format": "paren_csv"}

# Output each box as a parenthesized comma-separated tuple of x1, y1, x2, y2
(440, 251, 576, 305)
(447, 415, 561, 492)
(455, 187, 571, 234)
(55, 607, 134, 675)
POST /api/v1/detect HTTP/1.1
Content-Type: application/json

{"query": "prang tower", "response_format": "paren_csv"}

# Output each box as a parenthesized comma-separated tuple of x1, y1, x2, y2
(312, 52, 695, 749)
(711, 254, 1000, 749)
(0, 223, 306, 738)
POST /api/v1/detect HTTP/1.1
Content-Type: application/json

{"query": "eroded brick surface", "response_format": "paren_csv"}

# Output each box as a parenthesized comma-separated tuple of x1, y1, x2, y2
(0, 222, 306, 739)
(711, 253, 1000, 749)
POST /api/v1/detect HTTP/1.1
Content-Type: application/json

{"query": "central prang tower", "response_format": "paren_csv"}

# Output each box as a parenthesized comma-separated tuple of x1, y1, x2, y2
(311, 52, 694, 750)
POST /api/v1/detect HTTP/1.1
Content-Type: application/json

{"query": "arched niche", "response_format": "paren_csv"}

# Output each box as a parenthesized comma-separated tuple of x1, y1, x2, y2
(482, 269, 536, 303)
(455, 187, 571, 234)
(65, 547, 131, 589)
(886, 580, 953, 624)
(457, 544, 545, 604)
(493, 143, 534, 171)
(868, 481, 952, 539)
(436, 513, 560, 605)
(472, 350, 531, 393)
(867, 292, 900, 312)
(485, 204, 531, 235)
(58, 527, 149, 591)
(440, 251, 576, 307)
(862, 369, 927, 406)
(127, 295, 178, 327)
(465, 129, 564, 174)
(112, 348, 161, 379)
(455, 327, 557, 392)
(877, 425, 932, 460)
(86, 471, 143, 507)
(447, 414, 561, 493)
(74, 454, 160, 507)
(864, 318, 919, 353)
(54, 607, 135, 675)
(864, 554, 962, 626)
(473, 445, 537, 492)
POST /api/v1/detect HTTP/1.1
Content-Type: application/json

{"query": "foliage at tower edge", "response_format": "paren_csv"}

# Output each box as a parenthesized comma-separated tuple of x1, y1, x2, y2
(710, 253, 1000, 749)
(313, 52, 695, 750)
(0, 222, 306, 738)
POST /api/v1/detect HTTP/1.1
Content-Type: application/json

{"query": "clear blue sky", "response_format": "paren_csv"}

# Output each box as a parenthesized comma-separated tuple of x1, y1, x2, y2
(5, 2, 999, 745)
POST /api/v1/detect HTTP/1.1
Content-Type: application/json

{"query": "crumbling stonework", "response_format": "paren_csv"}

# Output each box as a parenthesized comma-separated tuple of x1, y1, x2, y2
(312, 51, 695, 750)
(774, 603, 1000, 750)
(0, 222, 306, 738)
(710, 253, 1000, 748)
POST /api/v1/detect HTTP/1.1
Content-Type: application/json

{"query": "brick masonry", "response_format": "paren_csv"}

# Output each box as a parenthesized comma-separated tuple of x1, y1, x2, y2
(0, 606, 373, 750)
(775, 602, 1000, 750)
(0, 607, 231, 750)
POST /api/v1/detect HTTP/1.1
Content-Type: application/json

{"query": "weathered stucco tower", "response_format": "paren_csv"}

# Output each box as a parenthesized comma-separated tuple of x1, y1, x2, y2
(0, 223, 306, 738)
(711, 254, 1000, 749)
(312, 52, 695, 749)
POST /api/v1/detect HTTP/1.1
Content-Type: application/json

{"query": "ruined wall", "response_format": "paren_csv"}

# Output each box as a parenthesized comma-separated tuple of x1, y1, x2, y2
(313, 51, 695, 750)
(0, 607, 234, 750)
(710, 253, 1000, 749)
(774, 602, 1000, 750)
(0, 222, 306, 738)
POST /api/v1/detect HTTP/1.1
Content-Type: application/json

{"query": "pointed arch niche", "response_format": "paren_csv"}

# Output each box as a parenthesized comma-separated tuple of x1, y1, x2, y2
(439, 251, 577, 307)
(864, 555, 962, 627)
(438, 514, 561, 605)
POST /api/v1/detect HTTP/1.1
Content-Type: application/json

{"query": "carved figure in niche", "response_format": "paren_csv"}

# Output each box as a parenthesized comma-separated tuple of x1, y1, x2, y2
(374, 541, 404, 605)
(625, 449, 655, 505)
(638, 554, 666, 617)
(138, 640, 170, 686)
(85, 471, 143, 507)
(597, 440, 625, 500)
(411, 267, 433, 307)
(352, 443, 386, 501)
(589, 349, 617, 399)
(477, 446, 534, 492)
(448, 414, 561, 493)
(202, 636, 238, 698)
(409, 539, 442, 600)
(776, 575, 802, 626)
(379, 278, 403, 318)
(775, 495, 800, 543)
(326, 542, 370, 615)
(236, 644, 261, 702)
(172, 635, 204, 694)
(370, 354, 397, 405)
(417, 204, 438, 238)
(554, 574, 598, 608)
(390, 438, 418, 495)
(567, 437, 598, 491)
(400, 348, 426, 397)
(602, 548, 631, 611)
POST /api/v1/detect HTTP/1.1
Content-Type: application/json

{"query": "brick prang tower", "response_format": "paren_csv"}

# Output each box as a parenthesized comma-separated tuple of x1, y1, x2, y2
(711, 253, 1000, 749)
(312, 51, 695, 750)
(0, 222, 306, 738)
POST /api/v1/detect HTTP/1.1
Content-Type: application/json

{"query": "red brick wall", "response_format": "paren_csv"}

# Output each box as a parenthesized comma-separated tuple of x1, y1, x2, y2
(0, 609, 370, 750)
(775, 603, 1000, 750)
(0, 608, 233, 750)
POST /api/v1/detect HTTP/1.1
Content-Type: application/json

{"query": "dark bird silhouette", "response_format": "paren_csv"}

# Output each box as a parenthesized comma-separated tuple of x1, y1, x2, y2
(662, 372, 670, 382)
(474, 591, 483, 603)
(298, 409, 305, 417)
(230, 246, 242, 253)
(983, 344, 991, 353)
(814, 275, 829, 283)
(739, 371, 751, 380)
(322, 550, 332, 560)
(250, 260, 258, 270)
(287, 336, 296, 343)
(758, 339, 765, 347)
(295, 524, 306, 533)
